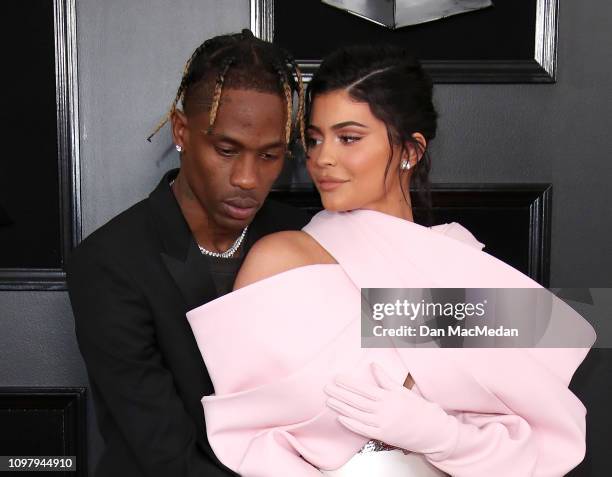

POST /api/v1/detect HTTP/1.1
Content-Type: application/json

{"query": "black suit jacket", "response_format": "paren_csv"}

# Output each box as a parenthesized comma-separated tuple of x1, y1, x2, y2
(66, 169, 311, 477)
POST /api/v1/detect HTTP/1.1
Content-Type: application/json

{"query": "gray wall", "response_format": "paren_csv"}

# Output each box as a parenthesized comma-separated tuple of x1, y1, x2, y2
(0, 0, 610, 475)
(432, 0, 612, 288)
(0, 0, 250, 474)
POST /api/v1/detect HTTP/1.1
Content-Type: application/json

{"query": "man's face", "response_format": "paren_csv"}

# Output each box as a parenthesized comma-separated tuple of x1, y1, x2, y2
(174, 88, 287, 232)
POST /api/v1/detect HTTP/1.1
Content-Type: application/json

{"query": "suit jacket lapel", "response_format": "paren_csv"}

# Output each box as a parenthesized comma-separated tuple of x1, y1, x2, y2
(147, 169, 278, 309)
(147, 169, 217, 310)
(160, 242, 218, 310)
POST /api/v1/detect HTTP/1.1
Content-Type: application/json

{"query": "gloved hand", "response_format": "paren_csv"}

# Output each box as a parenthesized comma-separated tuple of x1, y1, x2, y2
(324, 362, 460, 460)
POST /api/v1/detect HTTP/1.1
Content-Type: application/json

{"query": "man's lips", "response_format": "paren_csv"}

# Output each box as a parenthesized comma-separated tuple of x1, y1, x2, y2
(222, 197, 259, 220)
(225, 197, 259, 208)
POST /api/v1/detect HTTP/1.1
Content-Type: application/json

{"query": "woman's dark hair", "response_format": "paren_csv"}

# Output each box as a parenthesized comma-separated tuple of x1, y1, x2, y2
(307, 44, 437, 225)
(148, 29, 305, 149)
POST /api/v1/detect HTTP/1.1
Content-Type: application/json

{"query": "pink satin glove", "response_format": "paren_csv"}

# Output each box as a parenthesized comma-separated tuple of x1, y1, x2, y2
(324, 362, 460, 460)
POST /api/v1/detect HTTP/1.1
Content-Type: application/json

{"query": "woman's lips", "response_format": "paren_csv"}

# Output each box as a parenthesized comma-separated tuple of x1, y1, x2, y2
(223, 198, 259, 220)
(317, 179, 348, 191)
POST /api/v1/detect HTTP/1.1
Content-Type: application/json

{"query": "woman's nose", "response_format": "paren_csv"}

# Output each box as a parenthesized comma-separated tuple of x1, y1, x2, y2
(315, 140, 337, 168)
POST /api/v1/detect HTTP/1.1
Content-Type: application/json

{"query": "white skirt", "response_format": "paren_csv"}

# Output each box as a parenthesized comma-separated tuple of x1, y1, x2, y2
(321, 448, 448, 477)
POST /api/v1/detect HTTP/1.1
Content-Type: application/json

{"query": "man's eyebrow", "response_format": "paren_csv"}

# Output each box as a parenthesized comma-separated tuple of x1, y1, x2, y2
(258, 141, 285, 150)
(202, 132, 244, 147)
(202, 132, 285, 150)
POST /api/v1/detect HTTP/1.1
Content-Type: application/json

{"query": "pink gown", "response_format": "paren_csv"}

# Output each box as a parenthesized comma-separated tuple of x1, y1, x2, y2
(186, 209, 595, 477)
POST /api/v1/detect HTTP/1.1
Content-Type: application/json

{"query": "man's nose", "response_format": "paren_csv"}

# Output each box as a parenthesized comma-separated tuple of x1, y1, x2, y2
(230, 155, 258, 190)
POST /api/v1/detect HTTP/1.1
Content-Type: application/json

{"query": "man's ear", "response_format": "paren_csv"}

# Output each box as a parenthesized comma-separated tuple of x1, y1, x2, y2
(401, 132, 427, 167)
(171, 109, 189, 152)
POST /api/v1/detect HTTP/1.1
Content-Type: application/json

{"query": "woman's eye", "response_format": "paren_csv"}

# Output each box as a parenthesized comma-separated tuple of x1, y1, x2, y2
(339, 135, 361, 144)
(306, 136, 322, 148)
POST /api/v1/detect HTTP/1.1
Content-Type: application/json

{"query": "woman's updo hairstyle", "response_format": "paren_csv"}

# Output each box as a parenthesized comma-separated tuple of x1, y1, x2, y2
(307, 44, 437, 223)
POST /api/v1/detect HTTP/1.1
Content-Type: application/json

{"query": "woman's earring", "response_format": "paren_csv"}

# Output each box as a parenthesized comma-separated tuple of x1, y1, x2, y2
(175, 144, 183, 153)
(400, 159, 411, 171)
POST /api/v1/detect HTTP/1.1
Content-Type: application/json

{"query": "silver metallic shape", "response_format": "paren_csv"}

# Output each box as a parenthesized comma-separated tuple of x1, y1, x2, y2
(322, 0, 493, 29)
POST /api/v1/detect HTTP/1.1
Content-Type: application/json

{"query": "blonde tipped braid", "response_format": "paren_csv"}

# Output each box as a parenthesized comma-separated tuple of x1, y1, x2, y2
(146, 34, 304, 147)
(146, 45, 208, 142)
(207, 57, 235, 133)
(281, 73, 293, 146)
(146, 97, 178, 143)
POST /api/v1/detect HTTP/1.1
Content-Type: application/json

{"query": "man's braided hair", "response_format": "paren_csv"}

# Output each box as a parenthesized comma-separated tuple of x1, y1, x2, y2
(147, 29, 305, 150)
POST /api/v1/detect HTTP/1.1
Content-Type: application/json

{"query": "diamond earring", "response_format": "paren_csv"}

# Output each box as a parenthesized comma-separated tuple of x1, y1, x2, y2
(400, 159, 411, 171)
(175, 144, 183, 153)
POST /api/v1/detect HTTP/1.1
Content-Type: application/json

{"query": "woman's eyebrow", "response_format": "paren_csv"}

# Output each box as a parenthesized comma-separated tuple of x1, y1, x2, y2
(307, 121, 369, 133)
(331, 121, 368, 130)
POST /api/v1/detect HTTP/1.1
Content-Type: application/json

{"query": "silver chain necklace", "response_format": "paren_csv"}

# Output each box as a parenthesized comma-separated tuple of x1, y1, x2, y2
(197, 226, 248, 258)
(171, 178, 248, 259)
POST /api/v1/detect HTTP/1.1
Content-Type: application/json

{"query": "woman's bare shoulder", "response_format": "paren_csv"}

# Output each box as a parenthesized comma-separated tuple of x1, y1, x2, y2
(233, 230, 336, 290)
